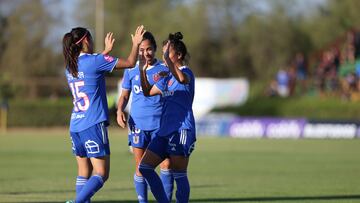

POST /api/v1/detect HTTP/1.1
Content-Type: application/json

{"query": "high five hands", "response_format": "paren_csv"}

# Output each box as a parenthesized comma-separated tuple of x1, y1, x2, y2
(132, 25, 146, 46)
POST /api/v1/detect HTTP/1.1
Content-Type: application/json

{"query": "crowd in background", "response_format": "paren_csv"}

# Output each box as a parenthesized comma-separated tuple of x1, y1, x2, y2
(266, 30, 360, 101)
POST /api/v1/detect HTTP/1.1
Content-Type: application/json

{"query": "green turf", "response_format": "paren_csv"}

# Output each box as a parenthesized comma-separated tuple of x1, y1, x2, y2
(0, 128, 360, 203)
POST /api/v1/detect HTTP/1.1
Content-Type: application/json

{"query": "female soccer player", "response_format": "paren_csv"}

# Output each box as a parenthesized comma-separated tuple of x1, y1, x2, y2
(63, 25, 145, 203)
(116, 31, 174, 203)
(138, 32, 196, 203)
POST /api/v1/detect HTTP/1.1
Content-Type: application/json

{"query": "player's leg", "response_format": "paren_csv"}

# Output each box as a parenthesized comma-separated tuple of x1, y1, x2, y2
(75, 122, 111, 202)
(75, 156, 92, 203)
(168, 129, 196, 203)
(159, 158, 174, 201)
(129, 127, 152, 203)
(70, 132, 91, 203)
(133, 147, 147, 203)
(169, 155, 190, 203)
(139, 136, 169, 203)
(148, 129, 174, 202)
(76, 156, 109, 202)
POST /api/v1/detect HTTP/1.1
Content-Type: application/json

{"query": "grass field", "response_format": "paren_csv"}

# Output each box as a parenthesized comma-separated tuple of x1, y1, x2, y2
(0, 128, 360, 203)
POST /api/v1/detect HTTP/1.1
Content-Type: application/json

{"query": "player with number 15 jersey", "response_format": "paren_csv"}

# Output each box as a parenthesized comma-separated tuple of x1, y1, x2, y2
(63, 26, 145, 203)
(67, 53, 118, 132)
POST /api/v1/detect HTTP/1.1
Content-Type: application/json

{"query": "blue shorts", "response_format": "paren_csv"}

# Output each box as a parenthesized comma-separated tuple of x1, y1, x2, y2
(70, 122, 110, 158)
(128, 125, 157, 149)
(147, 129, 196, 159)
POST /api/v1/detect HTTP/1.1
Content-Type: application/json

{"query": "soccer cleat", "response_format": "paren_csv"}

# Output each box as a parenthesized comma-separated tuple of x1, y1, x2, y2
(65, 200, 75, 203)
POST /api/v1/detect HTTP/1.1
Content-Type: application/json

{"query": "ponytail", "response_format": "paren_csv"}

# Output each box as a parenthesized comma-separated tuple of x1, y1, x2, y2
(62, 27, 89, 78)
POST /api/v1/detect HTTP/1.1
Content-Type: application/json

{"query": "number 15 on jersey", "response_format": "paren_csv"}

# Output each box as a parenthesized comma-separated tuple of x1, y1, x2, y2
(69, 81, 90, 112)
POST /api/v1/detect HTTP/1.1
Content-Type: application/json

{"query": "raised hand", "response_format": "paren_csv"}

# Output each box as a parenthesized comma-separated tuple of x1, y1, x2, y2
(102, 32, 115, 55)
(138, 53, 147, 71)
(162, 40, 171, 63)
(131, 25, 146, 46)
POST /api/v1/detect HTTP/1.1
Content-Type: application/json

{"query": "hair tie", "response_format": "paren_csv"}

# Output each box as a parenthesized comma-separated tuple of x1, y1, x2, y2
(75, 31, 88, 45)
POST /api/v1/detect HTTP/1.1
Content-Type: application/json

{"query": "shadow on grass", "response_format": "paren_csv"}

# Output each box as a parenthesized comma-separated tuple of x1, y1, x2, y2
(20, 194, 360, 203)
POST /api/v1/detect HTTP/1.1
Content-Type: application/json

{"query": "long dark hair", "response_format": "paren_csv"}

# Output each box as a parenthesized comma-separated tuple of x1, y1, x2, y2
(62, 27, 90, 77)
(167, 32, 189, 64)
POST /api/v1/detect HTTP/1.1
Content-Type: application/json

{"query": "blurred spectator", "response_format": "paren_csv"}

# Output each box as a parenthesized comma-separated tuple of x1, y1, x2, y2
(264, 79, 278, 97)
(354, 31, 360, 58)
(339, 44, 356, 100)
(288, 65, 297, 96)
(265, 29, 360, 100)
(316, 50, 338, 97)
(294, 52, 307, 95)
(276, 68, 289, 97)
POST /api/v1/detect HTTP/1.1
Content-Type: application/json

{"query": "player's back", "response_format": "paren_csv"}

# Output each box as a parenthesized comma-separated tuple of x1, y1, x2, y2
(66, 53, 118, 132)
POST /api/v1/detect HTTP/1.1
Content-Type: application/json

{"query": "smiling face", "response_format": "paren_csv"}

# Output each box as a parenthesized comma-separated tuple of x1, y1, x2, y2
(139, 39, 156, 64)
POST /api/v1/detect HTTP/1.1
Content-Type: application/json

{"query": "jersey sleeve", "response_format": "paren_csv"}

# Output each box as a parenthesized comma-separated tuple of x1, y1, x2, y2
(154, 75, 169, 93)
(95, 54, 119, 73)
(182, 68, 193, 81)
(121, 69, 131, 90)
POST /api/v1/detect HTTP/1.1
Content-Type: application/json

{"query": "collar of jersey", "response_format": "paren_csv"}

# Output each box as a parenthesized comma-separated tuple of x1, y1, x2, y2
(144, 59, 160, 71)
(79, 52, 98, 57)
(179, 65, 187, 70)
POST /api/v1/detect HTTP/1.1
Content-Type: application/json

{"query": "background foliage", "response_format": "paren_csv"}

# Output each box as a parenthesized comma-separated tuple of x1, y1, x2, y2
(1, 0, 360, 125)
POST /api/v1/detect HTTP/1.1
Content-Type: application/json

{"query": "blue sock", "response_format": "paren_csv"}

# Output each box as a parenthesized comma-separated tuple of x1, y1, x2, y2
(160, 169, 174, 202)
(134, 174, 148, 203)
(75, 175, 104, 203)
(76, 176, 90, 203)
(173, 170, 190, 203)
(138, 163, 169, 203)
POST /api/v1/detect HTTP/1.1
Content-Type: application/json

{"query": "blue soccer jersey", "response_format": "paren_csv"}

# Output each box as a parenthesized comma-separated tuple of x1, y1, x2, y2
(122, 59, 168, 130)
(66, 53, 118, 132)
(155, 66, 196, 137)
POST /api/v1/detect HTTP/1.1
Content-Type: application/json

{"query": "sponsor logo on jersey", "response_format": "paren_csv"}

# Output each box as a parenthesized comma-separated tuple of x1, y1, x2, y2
(133, 85, 142, 94)
(167, 79, 174, 87)
(104, 55, 114, 62)
(162, 91, 174, 97)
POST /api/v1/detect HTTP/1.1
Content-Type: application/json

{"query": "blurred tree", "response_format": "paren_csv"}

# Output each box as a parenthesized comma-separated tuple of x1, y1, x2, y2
(4, 0, 360, 100)
(0, 0, 62, 98)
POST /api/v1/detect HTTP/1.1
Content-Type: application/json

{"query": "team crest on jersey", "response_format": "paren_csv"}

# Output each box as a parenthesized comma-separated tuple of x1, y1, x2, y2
(153, 73, 161, 82)
(85, 140, 100, 154)
(133, 135, 140, 144)
(135, 75, 139, 81)
(104, 55, 114, 62)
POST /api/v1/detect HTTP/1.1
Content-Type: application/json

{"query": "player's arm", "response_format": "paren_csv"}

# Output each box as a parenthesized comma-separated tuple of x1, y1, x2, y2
(116, 89, 130, 128)
(139, 55, 162, 97)
(102, 32, 115, 55)
(114, 25, 146, 69)
(163, 41, 190, 84)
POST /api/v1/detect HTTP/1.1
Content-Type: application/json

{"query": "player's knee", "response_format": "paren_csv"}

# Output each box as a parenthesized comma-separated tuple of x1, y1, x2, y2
(102, 173, 109, 182)
(93, 170, 109, 182)
(138, 163, 155, 176)
(160, 159, 171, 170)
